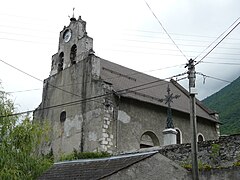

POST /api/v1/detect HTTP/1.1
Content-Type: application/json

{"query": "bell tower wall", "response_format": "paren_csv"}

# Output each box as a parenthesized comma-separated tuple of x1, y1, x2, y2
(50, 16, 93, 76)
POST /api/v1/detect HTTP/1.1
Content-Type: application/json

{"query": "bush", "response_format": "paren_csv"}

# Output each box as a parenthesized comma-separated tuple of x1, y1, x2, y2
(59, 149, 111, 161)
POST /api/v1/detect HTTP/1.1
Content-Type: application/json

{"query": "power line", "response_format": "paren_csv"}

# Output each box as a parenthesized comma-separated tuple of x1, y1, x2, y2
(1, 57, 233, 118)
(0, 59, 84, 98)
(0, 37, 55, 45)
(100, 48, 240, 61)
(119, 39, 240, 50)
(194, 17, 240, 61)
(1, 27, 240, 47)
(0, 24, 56, 34)
(195, 18, 240, 66)
(144, 0, 188, 61)
(113, 43, 240, 53)
(0, 72, 187, 118)
(0, 57, 185, 94)
(0, 59, 43, 82)
(0, 12, 52, 22)
(201, 61, 240, 66)
(122, 32, 240, 45)
(128, 29, 240, 41)
(4, 88, 41, 94)
(196, 72, 232, 83)
(0, 30, 56, 39)
(7, 59, 237, 95)
(0, 57, 188, 111)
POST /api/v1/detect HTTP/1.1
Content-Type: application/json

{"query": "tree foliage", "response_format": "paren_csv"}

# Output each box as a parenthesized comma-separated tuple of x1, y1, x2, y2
(203, 76, 240, 135)
(0, 90, 53, 179)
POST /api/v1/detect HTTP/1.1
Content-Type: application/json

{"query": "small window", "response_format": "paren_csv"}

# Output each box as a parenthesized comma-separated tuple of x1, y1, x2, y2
(70, 44, 77, 65)
(175, 128, 182, 144)
(197, 133, 205, 142)
(58, 52, 64, 72)
(60, 111, 66, 123)
(175, 129, 182, 144)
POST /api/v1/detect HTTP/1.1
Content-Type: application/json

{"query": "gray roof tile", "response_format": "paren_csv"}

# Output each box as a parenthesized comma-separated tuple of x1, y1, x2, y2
(99, 58, 218, 123)
(38, 151, 157, 180)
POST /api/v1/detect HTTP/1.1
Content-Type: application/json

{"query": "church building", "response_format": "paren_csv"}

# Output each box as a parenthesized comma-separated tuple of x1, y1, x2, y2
(34, 16, 220, 157)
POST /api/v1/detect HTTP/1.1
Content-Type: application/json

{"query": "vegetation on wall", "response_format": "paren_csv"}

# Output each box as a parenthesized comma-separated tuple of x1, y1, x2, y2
(0, 88, 53, 179)
(181, 160, 212, 171)
(202, 76, 240, 135)
(59, 149, 111, 161)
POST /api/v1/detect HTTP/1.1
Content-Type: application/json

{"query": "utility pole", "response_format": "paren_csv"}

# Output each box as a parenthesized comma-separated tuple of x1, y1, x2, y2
(187, 59, 199, 180)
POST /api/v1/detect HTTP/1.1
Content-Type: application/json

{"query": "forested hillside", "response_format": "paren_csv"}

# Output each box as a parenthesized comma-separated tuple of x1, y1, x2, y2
(202, 76, 240, 135)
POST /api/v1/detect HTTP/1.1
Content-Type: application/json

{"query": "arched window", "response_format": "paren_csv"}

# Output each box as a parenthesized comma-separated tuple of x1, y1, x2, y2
(58, 52, 64, 72)
(175, 128, 182, 144)
(140, 131, 160, 148)
(60, 111, 66, 123)
(197, 133, 205, 142)
(70, 44, 77, 65)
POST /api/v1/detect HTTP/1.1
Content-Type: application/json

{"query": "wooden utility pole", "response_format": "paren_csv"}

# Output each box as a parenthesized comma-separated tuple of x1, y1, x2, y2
(187, 59, 199, 180)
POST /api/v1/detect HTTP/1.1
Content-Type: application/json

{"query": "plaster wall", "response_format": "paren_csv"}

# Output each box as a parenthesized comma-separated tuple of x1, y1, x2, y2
(116, 97, 218, 153)
(34, 57, 108, 157)
(104, 153, 190, 180)
(173, 111, 218, 143)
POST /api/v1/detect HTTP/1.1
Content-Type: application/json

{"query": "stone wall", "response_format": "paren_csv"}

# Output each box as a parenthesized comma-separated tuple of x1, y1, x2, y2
(198, 166, 240, 180)
(159, 134, 240, 168)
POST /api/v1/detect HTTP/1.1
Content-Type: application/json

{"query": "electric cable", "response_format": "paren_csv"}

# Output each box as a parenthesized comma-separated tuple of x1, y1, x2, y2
(117, 39, 240, 49)
(129, 29, 240, 41)
(0, 30, 56, 39)
(0, 58, 84, 98)
(108, 44, 240, 55)
(144, 0, 188, 61)
(196, 72, 232, 83)
(0, 56, 185, 94)
(194, 17, 240, 61)
(0, 72, 187, 118)
(201, 61, 240, 66)
(100, 48, 240, 61)
(0, 37, 55, 45)
(5, 88, 41, 94)
(122, 32, 240, 45)
(195, 18, 240, 66)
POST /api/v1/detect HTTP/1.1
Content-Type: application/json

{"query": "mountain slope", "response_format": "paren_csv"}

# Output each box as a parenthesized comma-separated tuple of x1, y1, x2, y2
(202, 76, 240, 135)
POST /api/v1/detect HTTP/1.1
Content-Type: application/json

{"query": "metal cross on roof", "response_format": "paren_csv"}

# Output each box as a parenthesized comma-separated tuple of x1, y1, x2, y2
(160, 84, 180, 129)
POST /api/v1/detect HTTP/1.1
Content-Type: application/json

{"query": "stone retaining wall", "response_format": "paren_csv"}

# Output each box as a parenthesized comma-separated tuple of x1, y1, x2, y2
(197, 166, 240, 180)
(159, 134, 240, 168)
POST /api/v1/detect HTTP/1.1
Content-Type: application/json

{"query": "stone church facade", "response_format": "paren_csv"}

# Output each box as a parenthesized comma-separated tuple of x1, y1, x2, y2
(34, 16, 219, 157)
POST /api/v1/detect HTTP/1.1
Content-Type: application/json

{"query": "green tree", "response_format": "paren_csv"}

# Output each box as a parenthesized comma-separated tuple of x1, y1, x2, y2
(0, 90, 53, 180)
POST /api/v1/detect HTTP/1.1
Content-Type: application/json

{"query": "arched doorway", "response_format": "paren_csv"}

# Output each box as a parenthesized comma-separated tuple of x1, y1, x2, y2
(140, 131, 160, 148)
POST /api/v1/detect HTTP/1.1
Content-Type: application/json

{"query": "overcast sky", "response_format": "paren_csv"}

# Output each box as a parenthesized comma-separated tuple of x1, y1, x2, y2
(0, 0, 239, 113)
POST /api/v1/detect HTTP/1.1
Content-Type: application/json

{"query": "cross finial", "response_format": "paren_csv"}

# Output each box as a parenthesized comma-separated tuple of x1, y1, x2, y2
(160, 84, 180, 129)
(70, 8, 76, 22)
(72, 8, 75, 18)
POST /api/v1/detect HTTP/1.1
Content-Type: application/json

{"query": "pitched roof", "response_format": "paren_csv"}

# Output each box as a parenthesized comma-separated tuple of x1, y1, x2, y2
(38, 151, 157, 180)
(99, 58, 219, 123)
